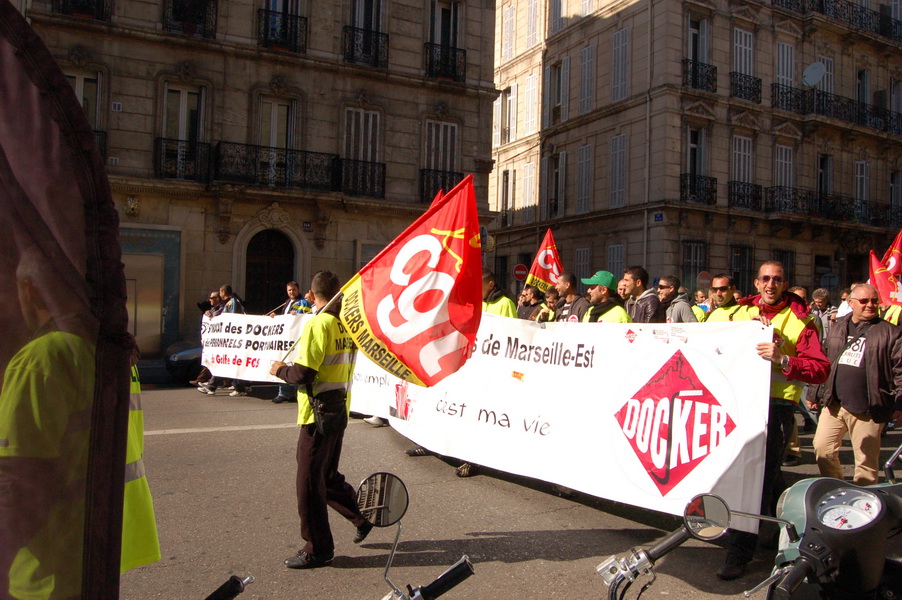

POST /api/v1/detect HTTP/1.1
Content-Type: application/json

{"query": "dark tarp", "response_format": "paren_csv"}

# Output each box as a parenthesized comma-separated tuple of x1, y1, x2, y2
(0, 1, 130, 597)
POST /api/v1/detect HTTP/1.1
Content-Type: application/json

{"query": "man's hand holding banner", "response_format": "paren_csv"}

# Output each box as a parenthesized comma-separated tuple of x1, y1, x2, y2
(339, 175, 483, 387)
(525, 228, 564, 293)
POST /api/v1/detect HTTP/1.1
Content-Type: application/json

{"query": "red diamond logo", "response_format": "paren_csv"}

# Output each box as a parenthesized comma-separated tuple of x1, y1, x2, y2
(625, 329, 637, 343)
(614, 350, 736, 496)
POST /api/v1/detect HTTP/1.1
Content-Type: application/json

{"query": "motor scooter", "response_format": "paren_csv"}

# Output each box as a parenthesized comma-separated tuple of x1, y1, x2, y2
(356, 472, 475, 600)
(596, 443, 902, 600)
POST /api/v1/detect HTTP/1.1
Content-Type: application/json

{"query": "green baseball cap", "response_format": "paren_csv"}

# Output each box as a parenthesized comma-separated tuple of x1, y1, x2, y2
(581, 270, 617, 291)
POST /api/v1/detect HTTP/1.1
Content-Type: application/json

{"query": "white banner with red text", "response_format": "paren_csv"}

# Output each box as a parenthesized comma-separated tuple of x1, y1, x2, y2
(200, 313, 310, 382)
(351, 315, 773, 532)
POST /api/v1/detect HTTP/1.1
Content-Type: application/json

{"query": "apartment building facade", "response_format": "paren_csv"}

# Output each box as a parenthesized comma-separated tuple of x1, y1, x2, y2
(490, 0, 902, 298)
(18, 0, 495, 355)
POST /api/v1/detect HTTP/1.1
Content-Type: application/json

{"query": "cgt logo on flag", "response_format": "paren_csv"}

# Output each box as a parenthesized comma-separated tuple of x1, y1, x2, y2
(614, 350, 736, 496)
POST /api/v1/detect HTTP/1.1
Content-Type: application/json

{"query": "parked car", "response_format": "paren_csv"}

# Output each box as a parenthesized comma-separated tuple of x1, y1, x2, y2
(164, 341, 203, 384)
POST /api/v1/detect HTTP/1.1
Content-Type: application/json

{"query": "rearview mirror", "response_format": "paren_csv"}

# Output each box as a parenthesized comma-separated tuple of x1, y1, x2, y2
(683, 493, 730, 541)
(356, 472, 409, 527)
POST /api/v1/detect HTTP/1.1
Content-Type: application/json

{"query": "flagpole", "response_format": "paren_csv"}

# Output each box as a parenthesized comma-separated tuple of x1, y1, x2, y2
(267, 300, 288, 315)
(278, 290, 343, 362)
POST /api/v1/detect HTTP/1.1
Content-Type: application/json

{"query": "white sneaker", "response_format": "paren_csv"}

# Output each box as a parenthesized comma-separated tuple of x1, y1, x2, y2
(198, 385, 216, 394)
(364, 416, 387, 427)
(230, 390, 248, 397)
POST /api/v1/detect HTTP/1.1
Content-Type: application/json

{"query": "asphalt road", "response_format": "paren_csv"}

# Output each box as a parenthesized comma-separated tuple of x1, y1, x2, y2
(119, 383, 895, 599)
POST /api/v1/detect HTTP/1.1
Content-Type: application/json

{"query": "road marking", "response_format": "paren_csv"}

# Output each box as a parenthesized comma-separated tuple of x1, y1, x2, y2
(146, 423, 297, 436)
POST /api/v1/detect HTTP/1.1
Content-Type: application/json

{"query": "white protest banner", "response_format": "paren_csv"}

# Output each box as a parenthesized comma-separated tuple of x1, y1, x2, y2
(351, 315, 772, 531)
(201, 313, 309, 382)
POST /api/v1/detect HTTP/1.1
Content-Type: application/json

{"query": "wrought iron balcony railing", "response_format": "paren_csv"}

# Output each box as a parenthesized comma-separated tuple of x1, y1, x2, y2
(154, 138, 210, 181)
(164, 0, 217, 38)
(772, 83, 902, 136)
(257, 10, 307, 53)
(680, 173, 718, 205)
(424, 43, 466, 83)
(728, 181, 762, 210)
(763, 185, 902, 227)
(682, 59, 717, 93)
(93, 130, 107, 160)
(53, 0, 110, 20)
(341, 158, 386, 197)
(730, 72, 762, 104)
(342, 26, 389, 68)
(213, 142, 340, 191)
(773, 0, 902, 45)
(420, 169, 463, 203)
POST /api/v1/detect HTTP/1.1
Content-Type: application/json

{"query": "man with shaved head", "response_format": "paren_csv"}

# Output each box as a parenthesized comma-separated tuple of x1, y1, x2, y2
(814, 283, 902, 486)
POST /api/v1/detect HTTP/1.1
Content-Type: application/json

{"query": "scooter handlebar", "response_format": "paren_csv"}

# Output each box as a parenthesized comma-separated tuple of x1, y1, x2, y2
(646, 527, 692, 563)
(415, 555, 475, 600)
(771, 558, 814, 600)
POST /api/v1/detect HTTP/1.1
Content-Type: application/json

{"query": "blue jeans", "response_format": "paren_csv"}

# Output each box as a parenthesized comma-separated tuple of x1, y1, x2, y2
(279, 383, 297, 400)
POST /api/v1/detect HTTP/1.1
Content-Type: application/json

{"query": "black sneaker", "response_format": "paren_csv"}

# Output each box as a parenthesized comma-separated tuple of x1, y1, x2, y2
(354, 521, 374, 544)
(716, 553, 748, 581)
(284, 550, 334, 569)
(272, 395, 290, 404)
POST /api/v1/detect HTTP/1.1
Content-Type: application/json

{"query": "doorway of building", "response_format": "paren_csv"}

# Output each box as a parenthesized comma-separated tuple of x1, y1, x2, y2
(245, 229, 295, 314)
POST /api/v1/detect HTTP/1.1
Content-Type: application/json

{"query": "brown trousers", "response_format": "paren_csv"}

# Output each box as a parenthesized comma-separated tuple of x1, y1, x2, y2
(295, 423, 366, 556)
(813, 403, 883, 486)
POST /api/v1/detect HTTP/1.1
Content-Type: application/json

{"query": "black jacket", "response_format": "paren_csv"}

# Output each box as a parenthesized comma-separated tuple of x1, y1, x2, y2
(822, 315, 902, 423)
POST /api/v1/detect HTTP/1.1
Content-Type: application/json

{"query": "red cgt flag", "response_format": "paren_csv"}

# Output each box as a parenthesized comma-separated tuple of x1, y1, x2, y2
(340, 175, 482, 387)
(524, 228, 564, 293)
(869, 250, 902, 305)
(880, 229, 902, 279)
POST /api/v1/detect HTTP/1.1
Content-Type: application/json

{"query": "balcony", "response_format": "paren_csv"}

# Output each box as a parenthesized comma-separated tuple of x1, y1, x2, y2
(682, 59, 717, 93)
(163, 0, 217, 38)
(341, 159, 385, 197)
(213, 142, 340, 191)
(680, 174, 718, 205)
(154, 138, 210, 181)
(773, 0, 902, 45)
(424, 43, 466, 83)
(763, 186, 902, 227)
(93, 130, 107, 160)
(420, 169, 463, 203)
(728, 181, 762, 210)
(257, 10, 306, 53)
(342, 26, 388, 68)
(772, 84, 902, 136)
(53, 0, 110, 20)
(730, 72, 762, 104)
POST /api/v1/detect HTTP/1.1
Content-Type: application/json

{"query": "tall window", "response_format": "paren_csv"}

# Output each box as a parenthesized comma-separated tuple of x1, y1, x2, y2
(581, 0, 593, 16)
(424, 119, 458, 172)
(891, 171, 902, 210)
(772, 249, 795, 283)
(523, 161, 535, 222)
(857, 69, 870, 105)
(550, 0, 564, 34)
(258, 96, 293, 185)
(775, 42, 794, 87)
(66, 72, 101, 129)
(687, 17, 708, 63)
(575, 247, 591, 283)
(855, 160, 869, 201)
(612, 27, 629, 102)
(610, 133, 627, 208)
(817, 56, 834, 93)
(501, 4, 515, 61)
(541, 151, 566, 218)
(817, 154, 833, 196)
(579, 44, 595, 115)
(351, 0, 382, 30)
(493, 87, 518, 147)
(164, 84, 202, 142)
(607, 243, 624, 278)
(500, 169, 514, 226)
(524, 73, 538, 134)
(681, 240, 708, 291)
(687, 128, 706, 176)
(526, 0, 538, 47)
(543, 57, 569, 126)
(733, 28, 753, 75)
(893, 0, 902, 20)
(344, 107, 380, 161)
(576, 144, 593, 214)
(430, 0, 459, 47)
(774, 144, 793, 187)
(731, 136, 753, 183)
(730, 245, 753, 295)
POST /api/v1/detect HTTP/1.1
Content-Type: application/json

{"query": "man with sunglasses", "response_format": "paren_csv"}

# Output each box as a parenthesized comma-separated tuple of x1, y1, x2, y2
(703, 274, 741, 322)
(813, 284, 902, 487)
(718, 261, 830, 581)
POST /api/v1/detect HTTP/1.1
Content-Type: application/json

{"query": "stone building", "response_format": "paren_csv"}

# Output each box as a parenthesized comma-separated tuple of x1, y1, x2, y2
(489, 0, 901, 298)
(18, 0, 495, 355)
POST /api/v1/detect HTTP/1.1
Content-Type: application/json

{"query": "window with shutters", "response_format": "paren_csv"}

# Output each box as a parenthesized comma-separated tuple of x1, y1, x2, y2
(893, 0, 902, 20)
(544, 58, 569, 125)
(575, 247, 591, 284)
(343, 106, 384, 196)
(579, 44, 595, 115)
(66, 71, 102, 130)
(607, 243, 624, 279)
(576, 144, 593, 214)
(581, 0, 592, 16)
(500, 169, 515, 226)
(612, 28, 629, 102)
(817, 56, 834, 93)
(856, 160, 869, 201)
(731, 136, 753, 183)
(891, 171, 902, 211)
(526, 0, 538, 47)
(733, 29, 753, 75)
(422, 119, 460, 202)
(857, 69, 870, 105)
(774, 144, 793, 187)
(501, 4, 515, 62)
(542, 151, 567, 218)
(523, 161, 536, 223)
(493, 85, 517, 146)
(610, 133, 626, 208)
(687, 128, 706, 176)
(524, 74, 538, 134)
(681, 241, 707, 291)
(775, 42, 794, 87)
(687, 17, 708, 62)
(550, 0, 564, 34)
(157, 82, 207, 180)
(817, 155, 833, 196)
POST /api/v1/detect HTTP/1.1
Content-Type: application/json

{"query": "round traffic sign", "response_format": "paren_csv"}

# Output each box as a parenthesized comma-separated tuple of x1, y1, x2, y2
(513, 263, 529, 281)
(697, 271, 712, 288)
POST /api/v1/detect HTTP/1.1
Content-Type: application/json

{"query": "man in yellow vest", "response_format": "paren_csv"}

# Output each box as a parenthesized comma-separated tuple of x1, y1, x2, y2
(717, 261, 830, 581)
(704, 274, 742, 322)
(270, 271, 370, 569)
(482, 269, 518, 317)
(580, 270, 631, 323)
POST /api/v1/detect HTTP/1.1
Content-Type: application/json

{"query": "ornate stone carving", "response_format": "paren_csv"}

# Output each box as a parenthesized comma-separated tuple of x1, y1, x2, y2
(68, 45, 92, 66)
(271, 75, 288, 95)
(175, 60, 196, 82)
(435, 102, 448, 117)
(684, 100, 716, 121)
(256, 202, 291, 229)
